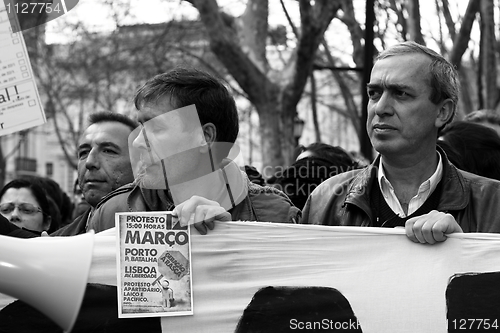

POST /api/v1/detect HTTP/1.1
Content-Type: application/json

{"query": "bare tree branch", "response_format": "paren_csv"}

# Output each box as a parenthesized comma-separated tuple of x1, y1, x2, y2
(449, 0, 480, 68)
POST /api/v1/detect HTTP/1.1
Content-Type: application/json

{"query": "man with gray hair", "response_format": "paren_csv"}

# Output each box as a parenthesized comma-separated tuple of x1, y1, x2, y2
(301, 41, 500, 242)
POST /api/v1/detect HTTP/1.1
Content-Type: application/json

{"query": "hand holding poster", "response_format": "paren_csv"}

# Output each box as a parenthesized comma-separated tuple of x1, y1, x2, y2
(116, 211, 193, 318)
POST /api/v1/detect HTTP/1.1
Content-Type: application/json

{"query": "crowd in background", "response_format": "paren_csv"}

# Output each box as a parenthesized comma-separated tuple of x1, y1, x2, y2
(3, 38, 500, 333)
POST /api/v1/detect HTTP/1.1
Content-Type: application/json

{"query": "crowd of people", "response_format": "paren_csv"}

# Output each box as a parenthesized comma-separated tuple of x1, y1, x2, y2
(2, 41, 500, 243)
(2, 41, 500, 332)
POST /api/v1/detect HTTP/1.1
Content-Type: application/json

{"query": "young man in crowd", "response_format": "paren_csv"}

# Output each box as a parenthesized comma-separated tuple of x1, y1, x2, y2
(88, 68, 300, 233)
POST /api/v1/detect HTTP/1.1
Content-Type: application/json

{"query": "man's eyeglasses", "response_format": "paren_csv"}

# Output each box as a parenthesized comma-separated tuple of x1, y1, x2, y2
(0, 202, 43, 215)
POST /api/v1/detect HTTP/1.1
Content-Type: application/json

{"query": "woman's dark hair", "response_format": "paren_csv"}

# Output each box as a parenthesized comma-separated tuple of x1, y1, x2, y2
(437, 140, 464, 170)
(244, 165, 265, 186)
(439, 121, 500, 181)
(298, 143, 359, 168)
(271, 143, 361, 210)
(273, 155, 359, 210)
(26, 176, 72, 228)
(464, 109, 500, 126)
(0, 178, 52, 230)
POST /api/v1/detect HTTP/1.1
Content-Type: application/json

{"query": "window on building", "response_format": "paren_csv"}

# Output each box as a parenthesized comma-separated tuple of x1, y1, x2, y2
(46, 162, 53, 177)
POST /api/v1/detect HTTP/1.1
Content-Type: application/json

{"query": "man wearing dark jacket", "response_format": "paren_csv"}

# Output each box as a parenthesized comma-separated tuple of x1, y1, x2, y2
(301, 41, 500, 243)
(88, 68, 300, 234)
(1, 111, 136, 237)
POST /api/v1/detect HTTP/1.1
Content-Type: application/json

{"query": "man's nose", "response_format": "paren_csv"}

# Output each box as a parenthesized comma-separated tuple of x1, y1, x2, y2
(85, 148, 100, 169)
(9, 207, 21, 221)
(372, 92, 394, 117)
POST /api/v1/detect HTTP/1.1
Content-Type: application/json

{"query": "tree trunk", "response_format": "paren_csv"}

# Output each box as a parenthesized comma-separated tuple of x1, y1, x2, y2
(361, 0, 375, 161)
(238, 0, 268, 73)
(187, 0, 341, 170)
(45, 99, 78, 170)
(310, 71, 321, 143)
(437, 0, 477, 113)
(439, 0, 456, 41)
(449, 0, 480, 68)
(389, 0, 408, 39)
(321, 39, 362, 144)
(477, 41, 484, 109)
(459, 68, 474, 115)
(479, 0, 498, 109)
(407, 0, 425, 45)
(257, 102, 286, 178)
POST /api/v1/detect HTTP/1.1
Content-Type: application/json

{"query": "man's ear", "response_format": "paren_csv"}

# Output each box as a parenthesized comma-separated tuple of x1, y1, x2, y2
(200, 123, 216, 153)
(203, 123, 216, 144)
(435, 99, 455, 128)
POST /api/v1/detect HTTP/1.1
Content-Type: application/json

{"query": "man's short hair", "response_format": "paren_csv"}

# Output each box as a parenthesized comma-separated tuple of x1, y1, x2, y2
(133, 68, 239, 144)
(376, 41, 460, 126)
(88, 111, 138, 131)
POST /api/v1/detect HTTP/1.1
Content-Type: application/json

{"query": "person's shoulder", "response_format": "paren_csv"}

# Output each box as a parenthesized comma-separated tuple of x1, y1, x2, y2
(312, 167, 365, 197)
(246, 182, 301, 223)
(89, 184, 135, 233)
(456, 167, 500, 190)
(248, 181, 290, 198)
(94, 183, 135, 210)
(51, 207, 91, 236)
(303, 167, 367, 223)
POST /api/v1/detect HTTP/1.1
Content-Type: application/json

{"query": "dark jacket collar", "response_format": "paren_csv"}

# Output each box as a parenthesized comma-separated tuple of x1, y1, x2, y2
(344, 146, 469, 213)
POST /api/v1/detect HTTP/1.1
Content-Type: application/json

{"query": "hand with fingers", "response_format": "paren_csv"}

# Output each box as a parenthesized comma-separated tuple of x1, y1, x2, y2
(405, 210, 463, 244)
(173, 195, 232, 235)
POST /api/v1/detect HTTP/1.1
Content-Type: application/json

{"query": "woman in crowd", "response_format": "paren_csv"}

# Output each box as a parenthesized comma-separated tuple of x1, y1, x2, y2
(438, 121, 500, 181)
(0, 179, 52, 235)
(268, 143, 361, 210)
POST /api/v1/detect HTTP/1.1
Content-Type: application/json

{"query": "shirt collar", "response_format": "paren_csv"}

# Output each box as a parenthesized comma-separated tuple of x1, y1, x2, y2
(377, 152, 443, 195)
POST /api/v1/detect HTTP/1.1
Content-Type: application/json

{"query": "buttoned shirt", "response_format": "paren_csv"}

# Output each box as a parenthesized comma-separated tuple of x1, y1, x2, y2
(377, 154, 443, 217)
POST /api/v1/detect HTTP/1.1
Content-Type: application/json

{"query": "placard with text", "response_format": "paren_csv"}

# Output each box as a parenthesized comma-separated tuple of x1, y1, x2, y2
(116, 211, 193, 318)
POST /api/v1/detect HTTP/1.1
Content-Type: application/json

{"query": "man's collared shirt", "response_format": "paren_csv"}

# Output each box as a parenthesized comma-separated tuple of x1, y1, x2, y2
(377, 153, 443, 217)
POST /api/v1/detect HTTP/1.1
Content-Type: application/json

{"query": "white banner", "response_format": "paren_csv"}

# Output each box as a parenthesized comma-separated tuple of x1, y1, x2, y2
(2, 222, 500, 332)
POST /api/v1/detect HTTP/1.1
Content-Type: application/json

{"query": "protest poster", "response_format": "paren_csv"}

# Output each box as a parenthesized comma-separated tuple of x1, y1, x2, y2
(115, 211, 193, 318)
(0, 0, 46, 136)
